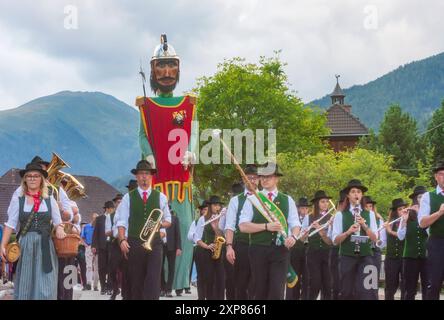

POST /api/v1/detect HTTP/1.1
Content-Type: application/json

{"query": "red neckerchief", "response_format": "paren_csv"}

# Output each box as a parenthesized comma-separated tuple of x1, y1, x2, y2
(26, 191, 42, 212)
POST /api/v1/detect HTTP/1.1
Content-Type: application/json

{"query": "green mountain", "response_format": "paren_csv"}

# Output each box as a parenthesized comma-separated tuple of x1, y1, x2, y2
(0, 91, 140, 183)
(311, 52, 444, 130)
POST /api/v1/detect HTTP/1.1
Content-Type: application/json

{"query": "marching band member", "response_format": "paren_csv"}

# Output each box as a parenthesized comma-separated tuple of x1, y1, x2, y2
(286, 197, 310, 300)
(363, 196, 384, 282)
(115, 160, 172, 300)
(194, 195, 225, 300)
(384, 198, 407, 300)
(239, 162, 301, 300)
(225, 165, 259, 300)
(1, 162, 66, 300)
(397, 186, 428, 300)
(418, 161, 444, 300)
(189, 200, 208, 300)
(332, 179, 378, 300)
(105, 200, 120, 300)
(303, 190, 333, 300)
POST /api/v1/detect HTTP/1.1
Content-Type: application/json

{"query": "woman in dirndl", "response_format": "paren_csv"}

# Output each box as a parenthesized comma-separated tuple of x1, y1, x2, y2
(1, 162, 66, 300)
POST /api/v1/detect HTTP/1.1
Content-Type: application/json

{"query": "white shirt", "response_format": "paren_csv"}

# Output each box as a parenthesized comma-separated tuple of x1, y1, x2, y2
(14, 185, 73, 221)
(378, 228, 387, 249)
(225, 189, 255, 232)
(194, 216, 206, 243)
(5, 194, 62, 231)
(187, 220, 197, 243)
(114, 187, 172, 232)
(239, 189, 301, 234)
(331, 204, 378, 245)
(418, 186, 443, 225)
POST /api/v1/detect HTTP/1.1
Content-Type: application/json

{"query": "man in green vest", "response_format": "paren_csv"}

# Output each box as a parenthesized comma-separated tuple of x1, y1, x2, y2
(239, 162, 301, 300)
(418, 161, 444, 300)
(225, 164, 259, 300)
(331, 179, 378, 300)
(114, 160, 172, 300)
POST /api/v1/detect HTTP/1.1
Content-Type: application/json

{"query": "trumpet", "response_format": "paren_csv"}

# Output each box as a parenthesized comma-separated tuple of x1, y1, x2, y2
(140, 208, 164, 251)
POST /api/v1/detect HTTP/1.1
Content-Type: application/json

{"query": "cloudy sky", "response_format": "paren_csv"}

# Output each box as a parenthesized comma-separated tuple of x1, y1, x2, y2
(0, 0, 443, 110)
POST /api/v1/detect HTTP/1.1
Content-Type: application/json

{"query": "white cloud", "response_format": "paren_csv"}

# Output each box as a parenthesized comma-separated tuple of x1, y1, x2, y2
(0, 0, 443, 110)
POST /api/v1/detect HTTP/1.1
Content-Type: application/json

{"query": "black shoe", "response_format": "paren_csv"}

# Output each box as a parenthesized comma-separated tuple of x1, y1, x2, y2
(166, 291, 173, 298)
(94, 287, 99, 291)
(176, 292, 182, 297)
(107, 289, 113, 295)
(110, 294, 117, 300)
(100, 290, 106, 295)
(185, 289, 192, 294)
(86, 284, 92, 290)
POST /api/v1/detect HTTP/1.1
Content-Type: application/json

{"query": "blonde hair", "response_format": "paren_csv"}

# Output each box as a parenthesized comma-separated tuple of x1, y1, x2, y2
(20, 172, 49, 199)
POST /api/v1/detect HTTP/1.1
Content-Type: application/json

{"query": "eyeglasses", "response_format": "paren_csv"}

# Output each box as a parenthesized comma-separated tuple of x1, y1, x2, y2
(25, 174, 42, 180)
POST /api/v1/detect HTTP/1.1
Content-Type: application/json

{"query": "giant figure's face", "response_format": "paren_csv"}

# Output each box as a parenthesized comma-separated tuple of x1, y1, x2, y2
(150, 59, 180, 94)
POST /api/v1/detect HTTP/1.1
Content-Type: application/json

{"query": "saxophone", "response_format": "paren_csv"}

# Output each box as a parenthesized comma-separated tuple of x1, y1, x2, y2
(211, 236, 226, 260)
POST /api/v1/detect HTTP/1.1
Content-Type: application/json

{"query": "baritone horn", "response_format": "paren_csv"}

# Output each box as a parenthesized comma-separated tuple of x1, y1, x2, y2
(140, 208, 164, 251)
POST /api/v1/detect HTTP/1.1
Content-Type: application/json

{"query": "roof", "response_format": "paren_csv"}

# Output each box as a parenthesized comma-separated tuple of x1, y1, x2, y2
(0, 169, 120, 225)
(331, 82, 345, 98)
(326, 104, 369, 137)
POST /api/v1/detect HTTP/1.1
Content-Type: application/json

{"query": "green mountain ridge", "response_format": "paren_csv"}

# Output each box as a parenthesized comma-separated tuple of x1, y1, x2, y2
(0, 91, 140, 184)
(311, 52, 444, 130)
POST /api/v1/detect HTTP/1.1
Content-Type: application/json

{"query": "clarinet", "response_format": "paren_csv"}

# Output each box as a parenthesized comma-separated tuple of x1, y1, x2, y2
(353, 205, 361, 255)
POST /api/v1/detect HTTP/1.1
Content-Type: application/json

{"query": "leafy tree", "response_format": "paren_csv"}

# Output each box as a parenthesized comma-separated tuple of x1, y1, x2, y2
(277, 148, 409, 217)
(425, 100, 444, 165)
(192, 54, 329, 199)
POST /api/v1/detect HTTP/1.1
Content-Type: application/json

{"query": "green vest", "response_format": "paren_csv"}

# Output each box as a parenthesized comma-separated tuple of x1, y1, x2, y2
(307, 214, 331, 251)
(386, 221, 404, 259)
(429, 191, 444, 237)
(403, 220, 427, 258)
(339, 210, 372, 257)
(250, 192, 289, 246)
(202, 221, 215, 245)
(128, 189, 161, 238)
(234, 193, 250, 244)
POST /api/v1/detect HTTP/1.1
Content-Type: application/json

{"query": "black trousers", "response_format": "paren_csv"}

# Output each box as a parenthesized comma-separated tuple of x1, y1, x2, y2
(329, 247, 340, 300)
(403, 257, 427, 300)
(306, 248, 332, 300)
(127, 237, 163, 300)
(194, 246, 206, 300)
(121, 255, 131, 300)
(77, 245, 87, 287)
(233, 241, 251, 300)
(286, 246, 307, 300)
(384, 257, 404, 300)
(196, 246, 225, 300)
(339, 255, 378, 300)
(161, 247, 176, 292)
(57, 257, 74, 300)
(372, 248, 382, 281)
(97, 248, 109, 291)
(249, 244, 289, 300)
(109, 240, 125, 295)
(223, 246, 235, 300)
(426, 237, 444, 300)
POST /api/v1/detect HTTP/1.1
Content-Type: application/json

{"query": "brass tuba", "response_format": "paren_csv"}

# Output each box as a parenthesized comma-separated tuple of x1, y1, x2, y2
(212, 236, 226, 260)
(60, 171, 87, 200)
(140, 208, 164, 251)
(46, 152, 70, 201)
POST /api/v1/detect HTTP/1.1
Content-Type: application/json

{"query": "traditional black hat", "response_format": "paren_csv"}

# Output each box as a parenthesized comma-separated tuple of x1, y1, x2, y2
(31, 155, 50, 167)
(297, 197, 310, 207)
(131, 160, 157, 175)
(391, 198, 409, 210)
(311, 190, 332, 203)
(339, 189, 348, 203)
(19, 162, 48, 179)
(244, 164, 258, 175)
(207, 195, 224, 205)
(258, 162, 283, 177)
(342, 179, 368, 194)
(363, 196, 377, 205)
(103, 201, 115, 209)
(126, 179, 138, 190)
(433, 161, 444, 174)
(409, 186, 428, 200)
(198, 200, 209, 210)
